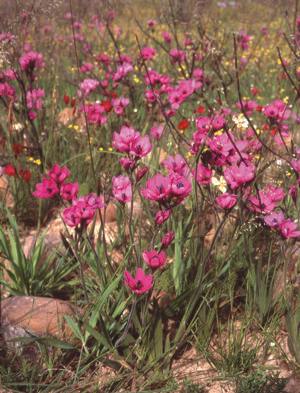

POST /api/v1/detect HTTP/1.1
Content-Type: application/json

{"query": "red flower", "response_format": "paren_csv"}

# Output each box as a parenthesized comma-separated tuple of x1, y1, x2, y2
(12, 143, 24, 156)
(19, 168, 31, 182)
(71, 98, 76, 107)
(177, 118, 190, 130)
(4, 164, 17, 177)
(101, 99, 112, 113)
(195, 105, 205, 114)
(64, 94, 70, 105)
(250, 86, 260, 96)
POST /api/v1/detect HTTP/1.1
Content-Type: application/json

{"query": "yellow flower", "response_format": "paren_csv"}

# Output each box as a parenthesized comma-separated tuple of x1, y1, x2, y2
(215, 129, 223, 136)
(133, 75, 141, 84)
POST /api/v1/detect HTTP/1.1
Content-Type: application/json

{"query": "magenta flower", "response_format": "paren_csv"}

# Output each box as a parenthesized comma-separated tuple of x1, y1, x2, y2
(113, 62, 133, 82)
(161, 231, 175, 247)
(32, 178, 59, 199)
(130, 135, 152, 158)
(224, 162, 255, 190)
(291, 159, 300, 173)
(83, 103, 107, 126)
(78, 78, 99, 98)
(141, 173, 171, 202)
(169, 48, 186, 63)
(279, 219, 300, 239)
(81, 193, 105, 210)
(150, 123, 164, 140)
(237, 31, 251, 51)
(112, 175, 132, 203)
(162, 154, 190, 178)
(112, 96, 129, 115)
(143, 249, 167, 270)
(264, 211, 285, 228)
(79, 62, 94, 73)
(170, 173, 192, 199)
(19, 51, 44, 73)
(194, 163, 212, 186)
(26, 88, 45, 111)
(124, 268, 153, 295)
(136, 166, 149, 182)
(0, 82, 15, 99)
(48, 164, 70, 184)
(119, 157, 135, 170)
(155, 209, 171, 225)
(113, 126, 139, 153)
(60, 182, 79, 201)
(247, 186, 284, 214)
(62, 193, 104, 228)
(216, 193, 238, 209)
(162, 31, 172, 44)
(140, 46, 156, 61)
(211, 115, 226, 131)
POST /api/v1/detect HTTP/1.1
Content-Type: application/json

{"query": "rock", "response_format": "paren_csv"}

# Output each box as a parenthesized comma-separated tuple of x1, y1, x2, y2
(1, 296, 82, 348)
(0, 176, 14, 209)
(284, 376, 300, 393)
(57, 108, 85, 131)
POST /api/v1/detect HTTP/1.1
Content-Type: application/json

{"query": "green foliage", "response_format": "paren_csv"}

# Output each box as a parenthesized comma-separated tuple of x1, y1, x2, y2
(236, 370, 287, 393)
(0, 210, 77, 296)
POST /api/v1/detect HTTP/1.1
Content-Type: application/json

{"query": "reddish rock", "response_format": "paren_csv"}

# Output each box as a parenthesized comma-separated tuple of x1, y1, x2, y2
(1, 296, 82, 346)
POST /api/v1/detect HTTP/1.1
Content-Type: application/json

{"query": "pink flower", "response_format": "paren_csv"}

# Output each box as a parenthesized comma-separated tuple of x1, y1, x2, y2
(279, 219, 300, 239)
(112, 96, 129, 115)
(140, 46, 156, 60)
(147, 19, 157, 29)
(83, 103, 107, 126)
(119, 157, 135, 170)
(113, 126, 139, 153)
(247, 186, 284, 214)
(79, 62, 94, 73)
(32, 178, 59, 199)
(19, 51, 44, 73)
(291, 159, 300, 173)
(124, 267, 153, 295)
(136, 166, 149, 182)
(141, 173, 171, 202)
(216, 193, 238, 209)
(162, 154, 190, 178)
(143, 249, 167, 269)
(26, 89, 45, 111)
(113, 62, 133, 82)
(112, 125, 152, 160)
(264, 211, 285, 228)
(170, 173, 192, 200)
(224, 162, 255, 190)
(0, 82, 15, 99)
(194, 163, 212, 185)
(78, 79, 99, 98)
(60, 182, 79, 201)
(211, 115, 226, 131)
(155, 209, 171, 225)
(48, 164, 70, 184)
(150, 123, 164, 140)
(169, 48, 186, 63)
(161, 231, 175, 247)
(130, 135, 152, 158)
(237, 31, 251, 51)
(112, 175, 132, 203)
(62, 206, 82, 227)
(162, 31, 172, 44)
(63, 193, 104, 227)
